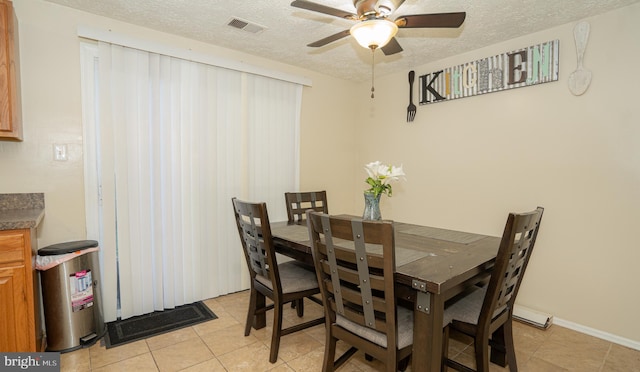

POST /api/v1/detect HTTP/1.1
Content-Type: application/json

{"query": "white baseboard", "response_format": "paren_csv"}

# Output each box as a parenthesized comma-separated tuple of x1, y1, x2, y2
(512, 305, 640, 351)
(553, 317, 640, 351)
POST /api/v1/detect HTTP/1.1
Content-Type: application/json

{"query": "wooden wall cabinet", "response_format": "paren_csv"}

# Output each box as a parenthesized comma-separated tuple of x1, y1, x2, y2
(0, 0, 22, 141)
(0, 228, 38, 352)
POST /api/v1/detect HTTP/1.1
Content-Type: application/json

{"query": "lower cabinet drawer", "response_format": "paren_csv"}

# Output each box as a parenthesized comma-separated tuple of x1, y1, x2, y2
(0, 232, 26, 265)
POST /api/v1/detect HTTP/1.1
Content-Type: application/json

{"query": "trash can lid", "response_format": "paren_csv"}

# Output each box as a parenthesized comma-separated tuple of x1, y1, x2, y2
(39, 240, 99, 256)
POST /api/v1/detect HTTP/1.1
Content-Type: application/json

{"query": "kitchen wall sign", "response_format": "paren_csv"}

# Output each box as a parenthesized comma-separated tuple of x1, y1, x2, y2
(417, 40, 559, 106)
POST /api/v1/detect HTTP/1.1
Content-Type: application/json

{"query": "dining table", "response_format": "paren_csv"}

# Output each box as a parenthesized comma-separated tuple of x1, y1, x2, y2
(268, 217, 502, 372)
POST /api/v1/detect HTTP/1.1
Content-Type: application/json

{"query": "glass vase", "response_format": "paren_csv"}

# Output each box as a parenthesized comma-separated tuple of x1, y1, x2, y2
(362, 192, 382, 221)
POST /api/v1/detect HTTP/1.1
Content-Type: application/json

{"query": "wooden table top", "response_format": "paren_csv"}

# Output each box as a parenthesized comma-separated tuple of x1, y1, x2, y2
(271, 219, 501, 296)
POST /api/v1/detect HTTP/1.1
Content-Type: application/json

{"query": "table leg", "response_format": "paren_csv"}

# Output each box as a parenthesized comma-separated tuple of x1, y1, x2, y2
(412, 292, 445, 372)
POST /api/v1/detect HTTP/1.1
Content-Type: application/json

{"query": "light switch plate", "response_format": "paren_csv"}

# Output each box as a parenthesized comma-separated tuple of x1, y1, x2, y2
(54, 144, 68, 161)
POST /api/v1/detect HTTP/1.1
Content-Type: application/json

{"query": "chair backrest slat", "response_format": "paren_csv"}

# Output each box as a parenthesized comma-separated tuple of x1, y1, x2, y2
(285, 191, 328, 223)
(351, 218, 376, 328)
(319, 260, 386, 291)
(320, 214, 346, 315)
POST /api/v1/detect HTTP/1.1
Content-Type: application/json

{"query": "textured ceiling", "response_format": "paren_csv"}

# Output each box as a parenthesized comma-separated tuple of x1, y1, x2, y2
(42, 0, 639, 82)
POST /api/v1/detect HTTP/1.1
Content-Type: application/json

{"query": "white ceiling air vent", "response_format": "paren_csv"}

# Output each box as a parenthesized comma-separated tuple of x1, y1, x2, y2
(227, 17, 266, 34)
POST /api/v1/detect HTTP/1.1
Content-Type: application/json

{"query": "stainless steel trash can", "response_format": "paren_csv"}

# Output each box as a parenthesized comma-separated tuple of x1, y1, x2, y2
(37, 240, 105, 352)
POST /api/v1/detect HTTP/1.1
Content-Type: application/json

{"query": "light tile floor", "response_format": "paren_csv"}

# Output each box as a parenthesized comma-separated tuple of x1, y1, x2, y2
(60, 290, 640, 371)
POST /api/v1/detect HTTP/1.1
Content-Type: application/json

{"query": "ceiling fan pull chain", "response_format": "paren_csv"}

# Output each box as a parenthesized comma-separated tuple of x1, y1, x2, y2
(370, 47, 375, 99)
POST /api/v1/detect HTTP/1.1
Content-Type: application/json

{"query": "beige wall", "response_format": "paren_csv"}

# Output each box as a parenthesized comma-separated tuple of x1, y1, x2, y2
(298, 71, 360, 215)
(3, 0, 638, 347)
(352, 4, 640, 344)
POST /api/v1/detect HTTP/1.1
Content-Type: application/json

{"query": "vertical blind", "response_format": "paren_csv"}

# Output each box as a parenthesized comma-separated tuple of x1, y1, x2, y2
(81, 41, 301, 321)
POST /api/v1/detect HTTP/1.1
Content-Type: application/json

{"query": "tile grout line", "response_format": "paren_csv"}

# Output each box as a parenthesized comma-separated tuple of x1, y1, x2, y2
(598, 342, 613, 372)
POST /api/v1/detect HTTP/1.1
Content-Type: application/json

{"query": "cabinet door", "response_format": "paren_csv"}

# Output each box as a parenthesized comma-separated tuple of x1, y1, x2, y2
(0, 229, 35, 352)
(0, 0, 22, 141)
(0, 265, 28, 351)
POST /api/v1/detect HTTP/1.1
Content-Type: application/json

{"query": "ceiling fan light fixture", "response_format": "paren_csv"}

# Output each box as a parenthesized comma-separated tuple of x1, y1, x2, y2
(350, 19, 398, 49)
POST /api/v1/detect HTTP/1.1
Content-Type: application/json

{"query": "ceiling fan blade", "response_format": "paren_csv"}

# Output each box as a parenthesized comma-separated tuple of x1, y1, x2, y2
(307, 29, 351, 47)
(291, 0, 357, 20)
(381, 37, 403, 55)
(395, 12, 466, 28)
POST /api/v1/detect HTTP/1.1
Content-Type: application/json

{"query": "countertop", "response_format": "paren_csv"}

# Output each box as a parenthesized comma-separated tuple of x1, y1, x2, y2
(0, 193, 45, 230)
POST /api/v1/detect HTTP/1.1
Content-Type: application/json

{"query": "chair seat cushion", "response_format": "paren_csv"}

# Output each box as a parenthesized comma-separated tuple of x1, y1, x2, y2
(256, 260, 319, 294)
(336, 305, 414, 349)
(444, 285, 487, 326)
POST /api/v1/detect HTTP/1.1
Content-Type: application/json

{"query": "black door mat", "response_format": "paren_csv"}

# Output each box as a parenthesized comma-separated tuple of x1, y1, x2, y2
(105, 301, 217, 348)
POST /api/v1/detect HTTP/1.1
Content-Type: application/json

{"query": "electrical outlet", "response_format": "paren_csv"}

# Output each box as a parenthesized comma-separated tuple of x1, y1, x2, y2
(54, 144, 68, 161)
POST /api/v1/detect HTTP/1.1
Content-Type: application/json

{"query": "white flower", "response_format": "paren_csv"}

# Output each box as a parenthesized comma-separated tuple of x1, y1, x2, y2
(364, 161, 406, 197)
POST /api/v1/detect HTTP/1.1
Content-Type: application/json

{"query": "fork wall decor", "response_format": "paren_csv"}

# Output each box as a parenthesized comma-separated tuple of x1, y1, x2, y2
(406, 70, 416, 122)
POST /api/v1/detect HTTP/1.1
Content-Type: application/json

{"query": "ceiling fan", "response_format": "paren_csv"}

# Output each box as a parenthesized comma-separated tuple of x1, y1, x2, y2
(291, 0, 466, 55)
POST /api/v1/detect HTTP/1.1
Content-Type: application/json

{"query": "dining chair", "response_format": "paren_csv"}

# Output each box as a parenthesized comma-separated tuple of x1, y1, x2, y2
(231, 198, 325, 363)
(442, 207, 544, 372)
(306, 211, 413, 372)
(285, 191, 328, 223)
